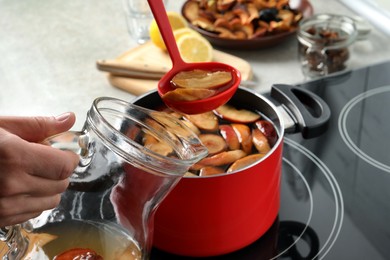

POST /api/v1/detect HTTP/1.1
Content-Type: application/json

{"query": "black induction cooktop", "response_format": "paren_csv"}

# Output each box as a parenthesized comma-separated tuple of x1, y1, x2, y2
(151, 61, 390, 260)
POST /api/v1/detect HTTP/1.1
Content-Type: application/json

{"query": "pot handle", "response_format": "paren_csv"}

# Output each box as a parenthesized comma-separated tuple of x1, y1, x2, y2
(270, 84, 331, 139)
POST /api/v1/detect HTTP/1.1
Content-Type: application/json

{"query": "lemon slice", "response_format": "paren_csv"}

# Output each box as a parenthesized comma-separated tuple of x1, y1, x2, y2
(150, 11, 188, 50)
(173, 27, 202, 41)
(176, 34, 213, 62)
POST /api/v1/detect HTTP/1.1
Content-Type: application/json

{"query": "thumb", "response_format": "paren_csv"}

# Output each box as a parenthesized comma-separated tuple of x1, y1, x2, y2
(0, 112, 76, 142)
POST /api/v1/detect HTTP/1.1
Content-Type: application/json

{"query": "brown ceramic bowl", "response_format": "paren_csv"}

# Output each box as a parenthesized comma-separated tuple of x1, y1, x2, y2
(181, 0, 314, 50)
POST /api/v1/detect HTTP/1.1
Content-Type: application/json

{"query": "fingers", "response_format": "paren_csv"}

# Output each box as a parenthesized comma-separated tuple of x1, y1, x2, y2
(0, 174, 70, 198)
(0, 112, 76, 142)
(0, 194, 61, 227)
(26, 142, 80, 180)
(0, 131, 78, 195)
(0, 113, 79, 227)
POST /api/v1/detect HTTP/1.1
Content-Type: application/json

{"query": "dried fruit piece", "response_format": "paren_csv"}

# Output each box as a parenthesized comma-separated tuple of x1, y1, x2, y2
(252, 128, 271, 154)
(199, 134, 227, 155)
(181, 120, 201, 135)
(219, 124, 240, 150)
(199, 166, 225, 176)
(54, 248, 103, 260)
(143, 132, 158, 143)
(185, 171, 198, 177)
(182, 0, 303, 40)
(162, 88, 216, 102)
(231, 123, 253, 154)
(197, 150, 247, 167)
(182, 0, 200, 22)
(171, 70, 232, 89)
(227, 153, 265, 172)
(146, 141, 174, 156)
(255, 120, 278, 146)
(184, 112, 219, 131)
(214, 104, 261, 123)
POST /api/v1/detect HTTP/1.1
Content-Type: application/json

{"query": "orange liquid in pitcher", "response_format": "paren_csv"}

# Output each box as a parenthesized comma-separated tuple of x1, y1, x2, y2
(19, 220, 142, 259)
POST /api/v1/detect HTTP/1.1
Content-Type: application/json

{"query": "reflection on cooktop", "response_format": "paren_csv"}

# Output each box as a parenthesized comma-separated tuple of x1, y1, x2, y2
(339, 85, 390, 172)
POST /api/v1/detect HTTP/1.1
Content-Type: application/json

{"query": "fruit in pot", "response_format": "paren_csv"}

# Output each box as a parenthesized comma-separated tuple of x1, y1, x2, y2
(252, 128, 271, 154)
(171, 70, 232, 89)
(184, 112, 219, 132)
(199, 134, 227, 155)
(140, 102, 279, 176)
(227, 153, 266, 172)
(231, 123, 253, 154)
(219, 124, 240, 150)
(214, 104, 261, 123)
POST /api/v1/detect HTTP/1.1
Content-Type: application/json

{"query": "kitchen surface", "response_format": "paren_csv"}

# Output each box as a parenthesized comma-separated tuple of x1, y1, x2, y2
(1, 0, 390, 259)
(0, 0, 389, 129)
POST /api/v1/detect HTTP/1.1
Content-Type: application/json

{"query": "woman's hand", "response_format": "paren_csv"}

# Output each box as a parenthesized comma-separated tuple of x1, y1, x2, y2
(0, 113, 79, 227)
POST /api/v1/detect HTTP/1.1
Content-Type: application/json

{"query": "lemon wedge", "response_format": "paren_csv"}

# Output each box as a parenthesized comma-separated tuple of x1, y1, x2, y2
(173, 27, 202, 41)
(176, 34, 213, 62)
(149, 11, 188, 50)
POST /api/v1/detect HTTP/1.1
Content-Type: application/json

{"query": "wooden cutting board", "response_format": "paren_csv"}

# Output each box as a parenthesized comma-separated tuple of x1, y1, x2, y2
(97, 42, 253, 96)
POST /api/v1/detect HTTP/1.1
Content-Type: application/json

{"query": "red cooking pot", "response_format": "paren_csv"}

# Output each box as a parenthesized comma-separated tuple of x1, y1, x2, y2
(132, 84, 330, 257)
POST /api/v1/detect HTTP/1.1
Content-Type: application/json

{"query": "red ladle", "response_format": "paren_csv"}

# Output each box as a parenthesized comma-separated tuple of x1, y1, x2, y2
(147, 0, 241, 114)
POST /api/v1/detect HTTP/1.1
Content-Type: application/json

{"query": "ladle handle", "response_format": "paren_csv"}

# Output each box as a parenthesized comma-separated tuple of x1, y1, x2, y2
(147, 0, 186, 69)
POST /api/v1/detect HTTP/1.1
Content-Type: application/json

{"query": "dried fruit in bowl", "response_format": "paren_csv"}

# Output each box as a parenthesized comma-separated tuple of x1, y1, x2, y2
(182, 0, 304, 40)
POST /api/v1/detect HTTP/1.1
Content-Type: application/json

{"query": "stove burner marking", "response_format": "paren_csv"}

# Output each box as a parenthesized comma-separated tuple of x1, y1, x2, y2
(272, 158, 314, 259)
(283, 138, 344, 260)
(339, 85, 390, 173)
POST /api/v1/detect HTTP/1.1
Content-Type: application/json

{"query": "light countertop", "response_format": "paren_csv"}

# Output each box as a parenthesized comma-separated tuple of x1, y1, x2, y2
(1, 0, 389, 130)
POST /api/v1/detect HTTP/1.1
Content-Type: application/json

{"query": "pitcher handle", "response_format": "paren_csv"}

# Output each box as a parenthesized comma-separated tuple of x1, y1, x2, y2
(43, 131, 93, 170)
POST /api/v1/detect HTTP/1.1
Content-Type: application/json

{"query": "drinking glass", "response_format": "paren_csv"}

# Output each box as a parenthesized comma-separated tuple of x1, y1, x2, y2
(123, 0, 168, 44)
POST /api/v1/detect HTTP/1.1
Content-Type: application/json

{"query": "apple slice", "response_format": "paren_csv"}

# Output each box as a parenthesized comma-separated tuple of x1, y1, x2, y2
(142, 133, 159, 146)
(181, 120, 201, 135)
(126, 125, 141, 140)
(227, 153, 265, 172)
(219, 124, 240, 150)
(255, 120, 278, 147)
(162, 88, 216, 102)
(145, 141, 173, 157)
(199, 166, 225, 176)
(184, 171, 198, 177)
(231, 123, 253, 154)
(171, 69, 232, 89)
(184, 112, 219, 131)
(199, 134, 227, 155)
(252, 128, 271, 154)
(214, 104, 261, 123)
(197, 150, 247, 167)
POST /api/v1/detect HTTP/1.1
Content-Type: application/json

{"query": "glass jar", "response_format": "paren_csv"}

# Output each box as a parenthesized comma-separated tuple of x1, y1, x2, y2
(297, 14, 358, 78)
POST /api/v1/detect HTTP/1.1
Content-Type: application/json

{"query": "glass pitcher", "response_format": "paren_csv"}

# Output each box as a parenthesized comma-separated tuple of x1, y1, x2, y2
(0, 97, 208, 260)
